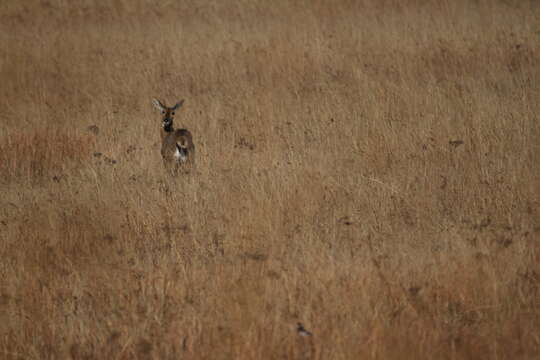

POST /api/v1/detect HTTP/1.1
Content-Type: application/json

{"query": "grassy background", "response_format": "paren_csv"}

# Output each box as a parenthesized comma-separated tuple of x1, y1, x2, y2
(1, 0, 539, 358)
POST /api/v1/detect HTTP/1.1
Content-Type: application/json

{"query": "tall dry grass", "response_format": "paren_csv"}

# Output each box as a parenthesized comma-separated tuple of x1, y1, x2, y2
(0, 0, 539, 359)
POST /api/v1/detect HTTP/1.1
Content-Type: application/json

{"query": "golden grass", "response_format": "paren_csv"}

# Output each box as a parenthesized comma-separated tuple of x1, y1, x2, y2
(0, 129, 95, 182)
(1, 0, 539, 358)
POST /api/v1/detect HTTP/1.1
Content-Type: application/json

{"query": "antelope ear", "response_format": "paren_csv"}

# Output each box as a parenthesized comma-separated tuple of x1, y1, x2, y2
(152, 98, 165, 111)
(172, 99, 185, 110)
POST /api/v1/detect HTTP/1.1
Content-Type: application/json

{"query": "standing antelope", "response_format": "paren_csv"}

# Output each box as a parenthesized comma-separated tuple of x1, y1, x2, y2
(152, 98, 195, 175)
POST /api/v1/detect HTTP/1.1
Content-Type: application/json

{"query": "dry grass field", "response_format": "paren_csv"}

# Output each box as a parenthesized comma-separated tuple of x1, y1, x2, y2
(1, 0, 539, 359)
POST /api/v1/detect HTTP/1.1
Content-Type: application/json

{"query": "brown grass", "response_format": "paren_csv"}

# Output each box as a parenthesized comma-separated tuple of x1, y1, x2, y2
(1, 0, 539, 359)
(0, 129, 95, 182)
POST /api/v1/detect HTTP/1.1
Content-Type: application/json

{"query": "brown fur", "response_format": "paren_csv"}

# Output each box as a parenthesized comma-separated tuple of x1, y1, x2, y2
(153, 99, 195, 175)
(161, 128, 195, 175)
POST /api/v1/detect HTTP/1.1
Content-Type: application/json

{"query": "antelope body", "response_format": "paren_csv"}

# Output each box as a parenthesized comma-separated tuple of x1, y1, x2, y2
(152, 98, 195, 175)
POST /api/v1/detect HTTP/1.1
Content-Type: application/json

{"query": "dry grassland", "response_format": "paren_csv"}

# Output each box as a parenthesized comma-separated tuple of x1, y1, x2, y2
(1, 0, 539, 359)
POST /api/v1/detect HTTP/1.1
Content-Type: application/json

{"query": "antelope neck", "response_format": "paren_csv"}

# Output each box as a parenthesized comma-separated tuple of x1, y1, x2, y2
(163, 123, 174, 132)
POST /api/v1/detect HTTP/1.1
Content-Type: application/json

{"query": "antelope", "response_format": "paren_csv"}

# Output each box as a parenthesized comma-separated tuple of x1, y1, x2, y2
(152, 98, 195, 175)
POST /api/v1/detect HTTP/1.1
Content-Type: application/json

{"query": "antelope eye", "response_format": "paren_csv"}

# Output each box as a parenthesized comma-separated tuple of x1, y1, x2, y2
(161, 110, 165, 114)
(172, 112, 175, 115)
